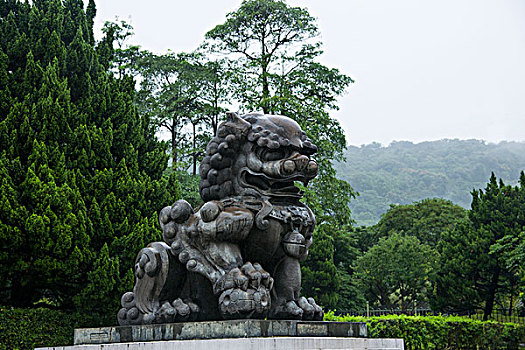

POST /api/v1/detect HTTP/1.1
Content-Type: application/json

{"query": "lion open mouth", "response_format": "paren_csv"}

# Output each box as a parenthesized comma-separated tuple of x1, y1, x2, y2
(242, 170, 305, 197)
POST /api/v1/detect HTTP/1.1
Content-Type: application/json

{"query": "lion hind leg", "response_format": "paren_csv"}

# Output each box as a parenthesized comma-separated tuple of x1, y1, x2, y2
(118, 242, 201, 325)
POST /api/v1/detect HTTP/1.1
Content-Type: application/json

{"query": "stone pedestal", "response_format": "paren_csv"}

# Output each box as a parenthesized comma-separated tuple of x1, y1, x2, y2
(74, 320, 367, 344)
(37, 337, 404, 350)
(35, 320, 404, 350)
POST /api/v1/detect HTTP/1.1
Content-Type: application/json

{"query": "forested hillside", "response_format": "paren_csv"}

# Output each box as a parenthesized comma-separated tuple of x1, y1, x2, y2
(336, 139, 525, 225)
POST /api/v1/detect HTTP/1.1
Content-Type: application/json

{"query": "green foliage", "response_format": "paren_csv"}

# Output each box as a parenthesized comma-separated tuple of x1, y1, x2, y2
(0, 306, 113, 350)
(432, 173, 525, 319)
(354, 233, 437, 309)
(300, 165, 362, 309)
(373, 198, 467, 248)
(108, 38, 231, 173)
(0, 0, 173, 314)
(205, 0, 320, 115)
(133, 51, 212, 170)
(431, 219, 483, 312)
(337, 140, 525, 226)
(349, 199, 465, 309)
(324, 311, 525, 350)
(166, 169, 201, 208)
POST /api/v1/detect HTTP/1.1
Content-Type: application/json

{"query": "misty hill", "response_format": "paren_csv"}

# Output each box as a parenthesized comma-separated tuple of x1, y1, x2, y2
(335, 139, 525, 226)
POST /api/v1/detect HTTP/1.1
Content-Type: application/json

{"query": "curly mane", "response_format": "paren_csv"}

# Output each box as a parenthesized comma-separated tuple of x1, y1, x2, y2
(199, 112, 251, 201)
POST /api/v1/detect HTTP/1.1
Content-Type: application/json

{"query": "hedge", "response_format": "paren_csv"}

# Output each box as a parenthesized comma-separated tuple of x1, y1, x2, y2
(0, 307, 113, 350)
(324, 311, 525, 350)
(2, 307, 524, 350)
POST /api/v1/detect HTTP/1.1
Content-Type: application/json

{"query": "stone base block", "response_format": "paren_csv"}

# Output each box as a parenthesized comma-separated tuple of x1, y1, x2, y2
(73, 320, 368, 344)
(37, 336, 404, 350)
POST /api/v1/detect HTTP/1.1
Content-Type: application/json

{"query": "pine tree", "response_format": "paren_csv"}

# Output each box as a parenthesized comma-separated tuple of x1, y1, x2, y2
(0, 0, 174, 314)
(432, 173, 524, 319)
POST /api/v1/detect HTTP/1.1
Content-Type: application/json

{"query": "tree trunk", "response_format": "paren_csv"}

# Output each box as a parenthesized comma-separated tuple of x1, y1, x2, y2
(261, 34, 270, 114)
(192, 122, 197, 176)
(483, 265, 500, 321)
(171, 118, 177, 171)
(261, 63, 269, 114)
(212, 111, 217, 135)
(212, 79, 218, 135)
(212, 97, 218, 135)
(10, 275, 34, 307)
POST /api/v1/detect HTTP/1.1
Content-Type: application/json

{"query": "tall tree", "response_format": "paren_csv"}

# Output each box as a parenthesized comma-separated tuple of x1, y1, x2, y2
(431, 218, 488, 314)
(469, 173, 524, 317)
(373, 198, 467, 249)
(132, 49, 231, 172)
(0, 0, 174, 313)
(354, 233, 436, 310)
(205, 0, 319, 114)
(133, 51, 194, 170)
(205, 0, 352, 163)
(499, 172, 525, 311)
(205, 0, 356, 308)
(432, 173, 524, 319)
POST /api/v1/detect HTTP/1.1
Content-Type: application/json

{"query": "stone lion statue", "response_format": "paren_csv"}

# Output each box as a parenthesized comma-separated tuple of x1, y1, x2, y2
(117, 112, 323, 325)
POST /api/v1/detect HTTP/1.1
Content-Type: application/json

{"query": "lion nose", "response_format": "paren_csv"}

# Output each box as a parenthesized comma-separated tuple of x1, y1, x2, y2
(294, 155, 309, 171)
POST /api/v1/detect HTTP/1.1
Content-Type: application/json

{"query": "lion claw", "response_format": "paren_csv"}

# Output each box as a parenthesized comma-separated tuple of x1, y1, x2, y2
(214, 262, 272, 294)
(159, 200, 195, 244)
(218, 287, 270, 319)
(270, 296, 323, 320)
(241, 262, 274, 290)
(303, 297, 323, 320)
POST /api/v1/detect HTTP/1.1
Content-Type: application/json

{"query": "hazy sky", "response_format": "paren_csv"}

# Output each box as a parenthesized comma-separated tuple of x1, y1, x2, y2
(93, 0, 525, 146)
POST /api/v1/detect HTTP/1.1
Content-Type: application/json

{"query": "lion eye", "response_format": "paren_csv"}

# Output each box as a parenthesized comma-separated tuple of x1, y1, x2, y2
(264, 151, 284, 161)
(258, 149, 287, 161)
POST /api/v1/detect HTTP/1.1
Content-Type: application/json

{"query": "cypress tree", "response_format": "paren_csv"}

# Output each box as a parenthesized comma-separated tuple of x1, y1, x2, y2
(0, 0, 174, 314)
(433, 173, 524, 319)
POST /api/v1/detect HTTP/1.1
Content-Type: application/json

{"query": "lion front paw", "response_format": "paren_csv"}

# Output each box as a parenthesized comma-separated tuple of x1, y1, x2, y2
(159, 200, 196, 244)
(154, 298, 200, 323)
(213, 262, 273, 294)
(218, 287, 270, 319)
(270, 296, 323, 320)
(297, 296, 323, 320)
(214, 262, 273, 319)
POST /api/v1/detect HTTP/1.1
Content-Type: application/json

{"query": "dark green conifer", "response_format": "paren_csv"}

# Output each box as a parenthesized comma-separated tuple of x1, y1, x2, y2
(0, 0, 174, 314)
(433, 173, 524, 319)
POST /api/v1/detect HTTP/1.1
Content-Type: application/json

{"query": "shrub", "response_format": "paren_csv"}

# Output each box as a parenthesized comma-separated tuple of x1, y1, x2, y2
(325, 311, 525, 349)
(3, 307, 524, 350)
(0, 307, 113, 350)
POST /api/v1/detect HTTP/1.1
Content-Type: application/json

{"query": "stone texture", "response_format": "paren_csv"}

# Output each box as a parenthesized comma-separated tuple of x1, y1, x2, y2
(118, 113, 325, 325)
(73, 320, 367, 345)
(37, 337, 404, 350)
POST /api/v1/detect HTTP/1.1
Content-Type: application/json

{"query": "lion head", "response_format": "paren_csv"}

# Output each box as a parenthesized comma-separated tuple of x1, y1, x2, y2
(199, 112, 318, 204)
